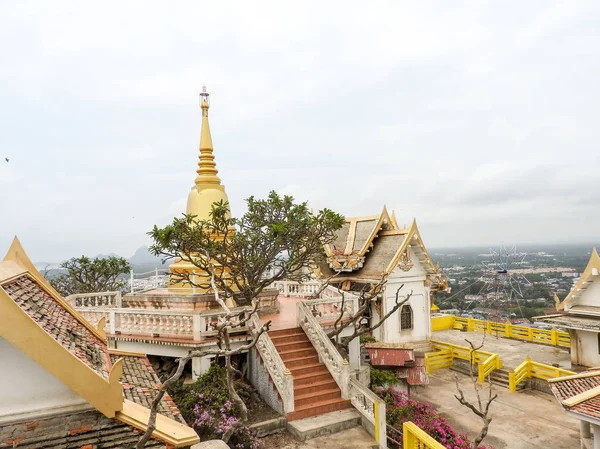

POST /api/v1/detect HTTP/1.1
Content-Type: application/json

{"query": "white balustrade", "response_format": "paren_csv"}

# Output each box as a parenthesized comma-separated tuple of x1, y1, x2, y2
(271, 280, 322, 297)
(349, 378, 387, 449)
(296, 301, 350, 399)
(66, 291, 122, 308)
(249, 314, 295, 413)
(73, 306, 251, 342)
(302, 296, 358, 325)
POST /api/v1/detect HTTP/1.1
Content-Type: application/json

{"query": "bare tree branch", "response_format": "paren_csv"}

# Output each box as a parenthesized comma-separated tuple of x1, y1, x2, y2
(453, 337, 498, 449)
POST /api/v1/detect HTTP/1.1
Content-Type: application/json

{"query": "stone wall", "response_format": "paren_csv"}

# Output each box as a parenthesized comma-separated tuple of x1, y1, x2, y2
(0, 409, 172, 449)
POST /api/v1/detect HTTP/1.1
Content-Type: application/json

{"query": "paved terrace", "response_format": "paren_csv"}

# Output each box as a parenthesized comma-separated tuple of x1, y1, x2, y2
(432, 329, 571, 369)
(414, 369, 580, 449)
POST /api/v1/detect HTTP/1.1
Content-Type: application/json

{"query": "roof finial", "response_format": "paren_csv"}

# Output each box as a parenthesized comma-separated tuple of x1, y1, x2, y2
(195, 86, 221, 185)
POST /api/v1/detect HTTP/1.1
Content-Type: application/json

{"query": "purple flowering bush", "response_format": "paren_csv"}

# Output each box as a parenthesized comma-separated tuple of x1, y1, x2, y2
(376, 387, 494, 449)
(193, 393, 260, 449)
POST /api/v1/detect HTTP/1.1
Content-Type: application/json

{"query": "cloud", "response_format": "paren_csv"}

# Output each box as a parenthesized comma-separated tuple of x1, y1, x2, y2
(1, 0, 599, 260)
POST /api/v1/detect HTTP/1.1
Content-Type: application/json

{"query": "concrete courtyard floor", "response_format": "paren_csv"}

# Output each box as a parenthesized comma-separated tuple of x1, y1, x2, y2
(432, 329, 572, 369)
(263, 426, 376, 449)
(413, 369, 580, 449)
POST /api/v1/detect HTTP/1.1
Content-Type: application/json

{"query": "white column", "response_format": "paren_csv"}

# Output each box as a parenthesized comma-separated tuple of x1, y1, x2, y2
(592, 423, 600, 449)
(581, 420, 591, 439)
(192, 356, 212, 380)
(348, 334, 361, 369)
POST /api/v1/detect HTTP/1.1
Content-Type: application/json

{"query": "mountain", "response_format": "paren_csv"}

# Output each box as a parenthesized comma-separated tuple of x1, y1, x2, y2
(129, 246, 170, 266)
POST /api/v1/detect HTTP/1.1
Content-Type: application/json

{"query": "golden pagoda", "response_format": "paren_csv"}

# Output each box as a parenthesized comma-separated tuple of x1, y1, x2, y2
(169, 88, 232, 291)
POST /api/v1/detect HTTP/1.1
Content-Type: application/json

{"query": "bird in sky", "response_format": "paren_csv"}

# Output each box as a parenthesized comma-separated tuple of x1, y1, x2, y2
(4, 158, 8, 163)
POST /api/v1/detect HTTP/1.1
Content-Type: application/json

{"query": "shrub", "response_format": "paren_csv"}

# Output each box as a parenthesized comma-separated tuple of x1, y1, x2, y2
(168, 365, 260, 449)
(370, 367, 399, 388)
(377, 387, 494, 449)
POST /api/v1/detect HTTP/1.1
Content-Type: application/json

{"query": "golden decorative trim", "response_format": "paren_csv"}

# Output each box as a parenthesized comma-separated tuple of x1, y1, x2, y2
(116, 399, 200, 447)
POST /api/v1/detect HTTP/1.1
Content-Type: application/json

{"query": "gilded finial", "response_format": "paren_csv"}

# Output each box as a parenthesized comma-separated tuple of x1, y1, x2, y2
(195, 86, 221, 185)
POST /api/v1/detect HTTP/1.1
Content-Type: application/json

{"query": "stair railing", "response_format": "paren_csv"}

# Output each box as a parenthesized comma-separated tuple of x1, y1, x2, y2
(248, 314, 295, 412)
(349, 378, 387, 449)
(296, 301, 350, 399)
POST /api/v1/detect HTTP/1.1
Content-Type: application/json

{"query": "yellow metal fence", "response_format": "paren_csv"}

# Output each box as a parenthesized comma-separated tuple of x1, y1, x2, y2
(425, 340, 503, 382)
(430, 315, 570, 348)
(402, 422, 445, 449)
(508, 358, 575, 392)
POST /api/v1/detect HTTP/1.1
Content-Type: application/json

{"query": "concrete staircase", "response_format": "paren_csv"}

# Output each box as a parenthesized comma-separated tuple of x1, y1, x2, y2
(451, 363, 524, 390)
(269, 327, 352, 421)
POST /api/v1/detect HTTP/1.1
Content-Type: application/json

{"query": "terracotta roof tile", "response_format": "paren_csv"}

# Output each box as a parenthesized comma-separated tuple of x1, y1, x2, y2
(1, 275, 110, 378)
(551, 371, 600, 419)
(111, 354, 186, 423)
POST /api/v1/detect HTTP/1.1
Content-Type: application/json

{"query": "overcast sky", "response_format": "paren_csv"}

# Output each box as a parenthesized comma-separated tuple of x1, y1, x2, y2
(1, 1, 599, 262)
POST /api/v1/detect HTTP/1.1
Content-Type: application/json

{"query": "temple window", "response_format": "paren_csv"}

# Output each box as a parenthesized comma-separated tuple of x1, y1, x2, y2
(400, 304, 413, 330)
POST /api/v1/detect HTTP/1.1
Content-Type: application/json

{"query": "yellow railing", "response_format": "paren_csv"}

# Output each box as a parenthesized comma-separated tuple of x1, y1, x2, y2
(426, 341, 502, 382)
(402, 421, 445, 449)
(508, 358, 575, 392)
(431, 315, 571, 348)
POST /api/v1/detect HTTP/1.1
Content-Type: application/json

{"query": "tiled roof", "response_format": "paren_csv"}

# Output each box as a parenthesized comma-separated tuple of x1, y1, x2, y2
(551, 371, 600, 418)
(1, 275, 110, 378)
(112, 354, 185, 424)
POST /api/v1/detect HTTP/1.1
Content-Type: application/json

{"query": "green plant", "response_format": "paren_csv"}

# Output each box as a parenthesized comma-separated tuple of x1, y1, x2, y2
(370, 367, 399, 388)
(360, 334, 377, 344)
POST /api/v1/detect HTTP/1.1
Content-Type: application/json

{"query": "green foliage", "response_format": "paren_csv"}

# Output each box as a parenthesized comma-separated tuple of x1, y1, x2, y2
(49, 255, 130, 296)
(168, 365, 259, 449)
(360, 334, 377, 344)
(370, 367, 399, 388)
(149, 191, 344, 305)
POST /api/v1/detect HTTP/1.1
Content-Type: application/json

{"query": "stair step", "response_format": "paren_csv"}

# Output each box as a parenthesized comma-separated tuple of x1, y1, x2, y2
(295, 372, 334, 386)
(273, 340, 313, 350)
(286, 408, 361, 441)
(295, 388, 341, 407)
(280, 348, 318, 360)
(270, 327, 303, 337)
(285, 355, 321, 369)
(294, 379, 338, 395)
(291, 363, 328, 377)
(287, 398, 352, 422)
(270, 333, 310, 344)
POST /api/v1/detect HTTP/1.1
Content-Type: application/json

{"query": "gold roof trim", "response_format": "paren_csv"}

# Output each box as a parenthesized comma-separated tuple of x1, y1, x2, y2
(561, 384, 600, 407)
(116, 399, 200, 447)
(562, 248, 600, 310)
(2, 236, 107, 343)
(0, 282, 124, 417)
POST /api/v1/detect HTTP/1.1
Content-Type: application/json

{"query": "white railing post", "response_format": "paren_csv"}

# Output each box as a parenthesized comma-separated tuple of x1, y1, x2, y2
(115, 291, 122, 307)
(193, 314, 202, 341)
(109, 310, 116, 334)
(130, 269, 134, 294)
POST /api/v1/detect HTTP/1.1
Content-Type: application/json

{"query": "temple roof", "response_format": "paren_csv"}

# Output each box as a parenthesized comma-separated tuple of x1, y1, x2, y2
(560, 248, 600, 312)
(0, 237, 198, 447)
(320, 212, 447, 290)
(550, 370, 600, 420)
(3, 274, 111, 378)
(110, 351, 185, 424)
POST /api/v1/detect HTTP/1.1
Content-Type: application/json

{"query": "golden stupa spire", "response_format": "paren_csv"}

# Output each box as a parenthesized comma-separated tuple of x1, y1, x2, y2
(195, 86, 221, 185)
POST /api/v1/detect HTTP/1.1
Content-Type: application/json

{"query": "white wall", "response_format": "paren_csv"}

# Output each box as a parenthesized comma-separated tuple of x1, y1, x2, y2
(0, 337, 88, 421)
(573, 330, 600, 367)
(574, 279, 600, 308)
(375, 247, 431, 343)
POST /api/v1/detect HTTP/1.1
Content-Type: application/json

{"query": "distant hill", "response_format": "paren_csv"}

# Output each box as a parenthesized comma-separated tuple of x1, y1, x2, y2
(129, 246, 170, 266)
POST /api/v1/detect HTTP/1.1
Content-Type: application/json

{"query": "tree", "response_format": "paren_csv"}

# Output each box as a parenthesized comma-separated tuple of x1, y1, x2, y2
(50, 255, 130, 296)
(320, 278, 413, 357)
(149, 191, 345, 306)
(136, 286, 270, 448)
(454, 337, 498, 449)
